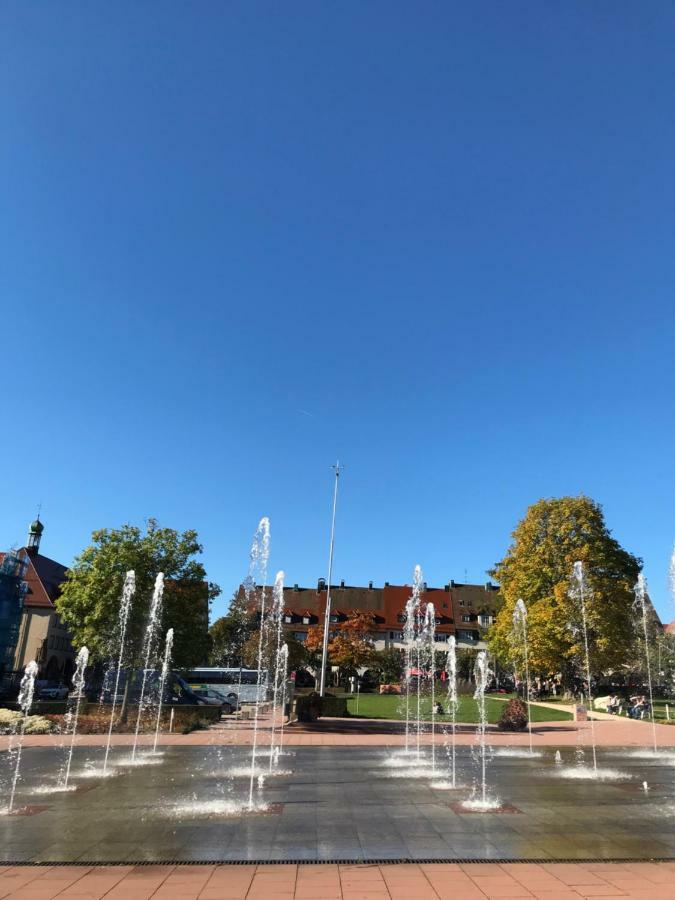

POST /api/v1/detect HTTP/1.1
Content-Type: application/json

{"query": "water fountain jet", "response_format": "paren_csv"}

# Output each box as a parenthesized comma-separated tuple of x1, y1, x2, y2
(6, 661, 38, 814)
(153, 628, 174, 753)
(634, 574, 658, 755)
(59, 646, 89, 790)
(569, 561, 597, 775)
(512, 599, 533, 756)
(103, 571, 136, 775)
(132, 573, 165, 762)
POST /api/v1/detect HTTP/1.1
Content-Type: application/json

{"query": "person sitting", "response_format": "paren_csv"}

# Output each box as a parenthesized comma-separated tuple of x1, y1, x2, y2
(628, 695, 645, 718)
(433, 701, 444, 716)
(606, 695, 620, 714)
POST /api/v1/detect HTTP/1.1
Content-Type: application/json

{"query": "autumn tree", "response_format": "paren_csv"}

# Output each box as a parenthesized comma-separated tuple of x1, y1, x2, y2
(306, 611, 376, 673)
(488, 496, 641, 682)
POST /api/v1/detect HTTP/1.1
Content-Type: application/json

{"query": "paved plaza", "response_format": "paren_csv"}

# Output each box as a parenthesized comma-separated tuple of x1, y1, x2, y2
(3, 861, 675, 899)
(2, 742, 675, 864)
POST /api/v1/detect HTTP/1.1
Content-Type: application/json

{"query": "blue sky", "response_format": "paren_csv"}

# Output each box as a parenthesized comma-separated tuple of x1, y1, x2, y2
(1, 3, 674, 621)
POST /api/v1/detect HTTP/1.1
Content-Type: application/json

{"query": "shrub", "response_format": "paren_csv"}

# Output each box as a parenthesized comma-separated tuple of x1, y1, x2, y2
(23, 715, 55, 734)
(0, 709, 54, 735)
(296, 692, 322, 722)
(497, 698, 529, 732)
(0, 709, 22, 733)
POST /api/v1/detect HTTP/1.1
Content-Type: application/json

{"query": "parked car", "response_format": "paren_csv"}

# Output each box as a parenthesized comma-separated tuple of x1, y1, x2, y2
(191, 688, 236, 714)
(36, 680, 69, 701)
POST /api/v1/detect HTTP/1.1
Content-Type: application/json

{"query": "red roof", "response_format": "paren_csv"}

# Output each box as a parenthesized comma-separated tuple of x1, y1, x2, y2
(0, 549, 68, 609)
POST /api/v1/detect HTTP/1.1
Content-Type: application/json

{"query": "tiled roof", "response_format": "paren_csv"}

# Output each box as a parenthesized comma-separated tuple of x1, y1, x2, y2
(0, 549, 68, 609)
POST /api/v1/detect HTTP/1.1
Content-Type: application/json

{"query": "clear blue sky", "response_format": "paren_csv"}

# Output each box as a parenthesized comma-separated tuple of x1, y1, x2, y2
(1, 3, 674, 621)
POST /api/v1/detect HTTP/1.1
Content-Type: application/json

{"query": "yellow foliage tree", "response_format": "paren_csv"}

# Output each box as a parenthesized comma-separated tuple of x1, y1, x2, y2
(489, 496, 641, 681)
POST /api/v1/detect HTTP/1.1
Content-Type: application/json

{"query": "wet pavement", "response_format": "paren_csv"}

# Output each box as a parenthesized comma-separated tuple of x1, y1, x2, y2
(1, 745, 675, 863)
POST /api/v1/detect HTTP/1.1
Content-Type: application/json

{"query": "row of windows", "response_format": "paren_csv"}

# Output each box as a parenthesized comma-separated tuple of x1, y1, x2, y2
(48, 634, 70, 651)
(290, 628, 487, 643)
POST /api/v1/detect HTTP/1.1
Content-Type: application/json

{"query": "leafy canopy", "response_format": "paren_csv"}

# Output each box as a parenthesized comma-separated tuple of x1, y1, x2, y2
(306, 611, 376, 670)
(57, 519, 220, 668)
(488, 496, 641, 679)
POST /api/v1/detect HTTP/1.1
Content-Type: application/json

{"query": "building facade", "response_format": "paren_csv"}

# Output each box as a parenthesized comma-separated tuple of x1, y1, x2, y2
(0, 519, 76, 682)
(245, 578, 501, 652)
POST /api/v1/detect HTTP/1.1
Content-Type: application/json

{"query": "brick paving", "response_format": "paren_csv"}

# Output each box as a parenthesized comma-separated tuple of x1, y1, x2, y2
(2, 862, 675, 899)
(1, 713, 674, 751)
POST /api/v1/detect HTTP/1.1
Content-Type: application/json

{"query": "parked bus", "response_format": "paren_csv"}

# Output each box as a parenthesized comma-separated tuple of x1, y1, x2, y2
(182, 667, 267, 705)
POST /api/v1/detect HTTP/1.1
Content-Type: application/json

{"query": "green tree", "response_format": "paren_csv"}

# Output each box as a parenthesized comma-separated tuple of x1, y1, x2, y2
(209, 590, 257, 665)
(488, 496, 641, 681)
(57, 520, 220, 671)
(370, 647, 404, 683)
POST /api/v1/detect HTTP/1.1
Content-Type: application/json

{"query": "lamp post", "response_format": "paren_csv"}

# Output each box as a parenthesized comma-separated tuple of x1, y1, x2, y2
(319, 462, 342, 697)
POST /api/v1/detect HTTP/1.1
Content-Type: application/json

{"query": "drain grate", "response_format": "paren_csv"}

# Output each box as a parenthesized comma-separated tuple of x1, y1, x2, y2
(3, 856, 675, 867)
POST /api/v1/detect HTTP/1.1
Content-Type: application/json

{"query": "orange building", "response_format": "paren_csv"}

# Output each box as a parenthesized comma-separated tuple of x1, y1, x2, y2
(245, 578, 501, 651)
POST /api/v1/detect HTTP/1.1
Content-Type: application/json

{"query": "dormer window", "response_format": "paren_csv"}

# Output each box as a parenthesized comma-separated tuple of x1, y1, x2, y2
(302, 616, 310, 625)
(284, 614, 292, 624)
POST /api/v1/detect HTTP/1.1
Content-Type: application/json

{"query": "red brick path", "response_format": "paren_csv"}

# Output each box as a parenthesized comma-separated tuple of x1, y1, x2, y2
(2, 862, 675, 899)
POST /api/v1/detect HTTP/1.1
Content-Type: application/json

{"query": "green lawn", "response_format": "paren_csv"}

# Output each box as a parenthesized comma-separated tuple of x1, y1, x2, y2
(344, 692, 572, 724)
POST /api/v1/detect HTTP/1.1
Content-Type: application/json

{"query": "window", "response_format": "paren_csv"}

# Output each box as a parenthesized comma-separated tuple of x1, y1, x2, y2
(389, 631, 403, 641)
(457, 630, 476, 642)
(284, 615, 292, 624)
(480, 615, 491, 627)
(293, 632, 307, 642)
(329, 614, 339, 623)
(435, 633, 449, 643)
(462, 615, 472, 623)
(302, 616, 310, 625)
(459, 599, 465, 607)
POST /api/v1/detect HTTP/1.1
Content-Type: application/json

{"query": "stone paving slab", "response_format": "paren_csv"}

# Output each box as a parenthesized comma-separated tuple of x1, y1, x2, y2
(4, 863, 675, 899)
(2, 746, 675, 864)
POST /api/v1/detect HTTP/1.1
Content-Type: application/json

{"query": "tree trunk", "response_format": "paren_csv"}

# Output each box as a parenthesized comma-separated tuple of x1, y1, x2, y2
(119, 674, 132, 725)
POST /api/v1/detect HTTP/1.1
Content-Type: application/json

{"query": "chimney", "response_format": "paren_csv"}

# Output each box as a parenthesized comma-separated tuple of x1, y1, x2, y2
(293, 583, 299, 592)
(317, 577, 326, 591)
(340, 579, 345, 588)
(485, 581, 492, 590)
(450, 579, 455, 588)
(384, 581, 390, 587)
(444, 583, 450, 592)
(368, 581, 373, 590)
(423, 581, 427, 592)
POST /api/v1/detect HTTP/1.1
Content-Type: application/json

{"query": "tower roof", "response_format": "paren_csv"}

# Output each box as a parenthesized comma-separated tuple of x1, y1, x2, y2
(29, 517, 44, 535)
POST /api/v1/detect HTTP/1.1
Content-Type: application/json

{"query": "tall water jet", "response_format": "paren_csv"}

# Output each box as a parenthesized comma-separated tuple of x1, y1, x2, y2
(463, 650, 498, 810)
(268, 571, 286, 772)
(445, 635, 458, 787)
(422, 601, 436, 772)
(512, 599, 533, 756)
(402, 593, 417, 753)
(569, 561, 597, 775)
(132, 572, 165, 761)
(7, 660, 38, 813)
(272, 642, 289, 767)
(153, 628, 174, 753)
(103, 571, 136, 775)
(670, 543, 675, 604)
(634, 574, 658, 754)
(59, 646, 89, 790)
(247, 517, 271, 810)
(413, 570, 425, 761)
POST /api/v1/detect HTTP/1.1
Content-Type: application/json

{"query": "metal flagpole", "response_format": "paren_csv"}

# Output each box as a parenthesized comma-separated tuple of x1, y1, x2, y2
(319, 462, 342, 697)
